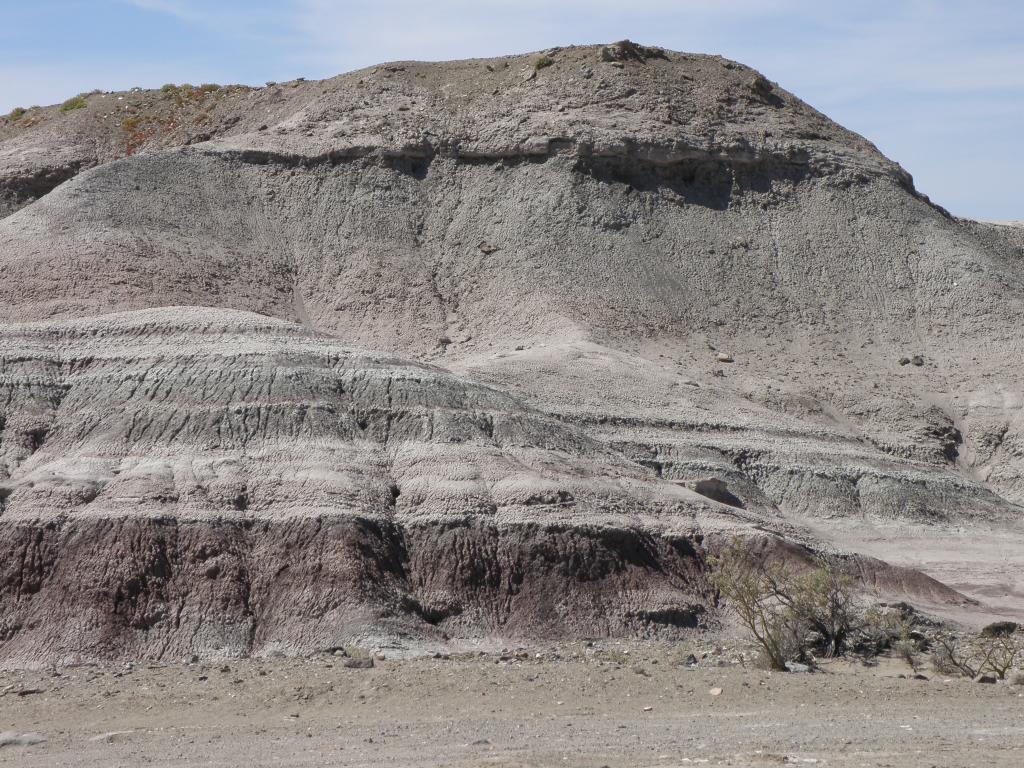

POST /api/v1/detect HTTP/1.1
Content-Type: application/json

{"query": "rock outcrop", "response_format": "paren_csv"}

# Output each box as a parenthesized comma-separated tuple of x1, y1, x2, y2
(0, 44, 1021, 661)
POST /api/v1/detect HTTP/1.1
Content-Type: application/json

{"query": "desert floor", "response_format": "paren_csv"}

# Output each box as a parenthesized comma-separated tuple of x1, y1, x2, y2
(1, 642, 1021, 768)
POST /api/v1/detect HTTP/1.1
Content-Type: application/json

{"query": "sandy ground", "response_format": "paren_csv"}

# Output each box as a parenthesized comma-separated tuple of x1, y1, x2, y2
(1, 644, 1021, 768)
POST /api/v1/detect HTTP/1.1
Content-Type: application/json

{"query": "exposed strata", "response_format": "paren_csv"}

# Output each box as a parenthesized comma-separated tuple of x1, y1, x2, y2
(0, 43, 1021, 662)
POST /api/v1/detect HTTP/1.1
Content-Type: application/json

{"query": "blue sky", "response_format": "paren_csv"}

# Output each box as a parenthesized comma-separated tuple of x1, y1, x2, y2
(1, 1, 1021, 220)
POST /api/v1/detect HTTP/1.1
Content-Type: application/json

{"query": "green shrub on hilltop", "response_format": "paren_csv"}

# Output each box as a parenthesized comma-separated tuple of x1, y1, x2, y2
(60, 94, 88, 112)
(7, 107, 27, 121)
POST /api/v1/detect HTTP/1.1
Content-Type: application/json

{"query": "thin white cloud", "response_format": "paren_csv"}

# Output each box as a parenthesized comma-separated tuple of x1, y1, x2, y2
(122, 0, 207, 23)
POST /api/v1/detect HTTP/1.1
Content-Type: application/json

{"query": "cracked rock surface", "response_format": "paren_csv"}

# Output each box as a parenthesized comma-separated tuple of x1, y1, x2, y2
(0, 43, 1021, 662)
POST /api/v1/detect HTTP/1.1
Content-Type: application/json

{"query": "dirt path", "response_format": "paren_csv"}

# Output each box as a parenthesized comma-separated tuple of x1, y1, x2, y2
(1, 645, 1021, 767)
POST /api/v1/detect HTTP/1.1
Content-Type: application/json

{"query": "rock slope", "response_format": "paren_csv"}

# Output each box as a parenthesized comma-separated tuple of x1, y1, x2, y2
(0, 42, 1021, 661)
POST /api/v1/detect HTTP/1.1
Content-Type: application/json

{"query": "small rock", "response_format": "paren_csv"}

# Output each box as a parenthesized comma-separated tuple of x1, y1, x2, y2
(522, 69, 536, 82)
(642, 706, 653, 712)
(478, 241, 499, 254)
(911, 354, 925, 366)
(716, 352, 734, 363)
(913, 674, 929, 681)
(898, 356, 911, 366)
(684, 653, 698, 667)
(344, 657, 374, 669)
(973, 673, 998, 684)
(708, 687, 723, 696)
(784, 661, 811, 673)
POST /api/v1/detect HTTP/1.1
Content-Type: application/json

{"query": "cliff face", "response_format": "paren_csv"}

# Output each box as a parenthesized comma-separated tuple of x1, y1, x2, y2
(0, 43, 1020, 662)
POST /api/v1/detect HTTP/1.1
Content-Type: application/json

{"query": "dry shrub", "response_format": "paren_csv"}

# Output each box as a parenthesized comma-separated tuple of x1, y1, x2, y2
(709, 540, 864, 670)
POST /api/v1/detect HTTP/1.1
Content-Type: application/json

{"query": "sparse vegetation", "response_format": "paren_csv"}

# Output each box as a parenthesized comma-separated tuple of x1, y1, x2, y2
(343, 644, 371, 659)
(931, 631, 1023, 679)
(7, 107, 27, 121)
(534, 55, 555, 71)
(709, 540, 867, 670)
(59, 94, 88, 112)
(605, 648, 628, 664)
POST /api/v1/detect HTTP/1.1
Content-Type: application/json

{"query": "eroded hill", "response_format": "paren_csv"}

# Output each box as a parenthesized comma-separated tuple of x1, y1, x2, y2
(0, 42, 1021, 662)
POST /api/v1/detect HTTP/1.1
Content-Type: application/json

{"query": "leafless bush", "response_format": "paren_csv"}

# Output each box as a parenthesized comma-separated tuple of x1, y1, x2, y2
(931, 632, 1023, 679)
(709, 541, 864, 670)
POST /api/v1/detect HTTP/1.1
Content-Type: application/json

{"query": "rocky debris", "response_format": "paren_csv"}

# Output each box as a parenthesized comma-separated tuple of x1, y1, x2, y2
(600, 40, 669, 63)
(973, 673, 998, 684)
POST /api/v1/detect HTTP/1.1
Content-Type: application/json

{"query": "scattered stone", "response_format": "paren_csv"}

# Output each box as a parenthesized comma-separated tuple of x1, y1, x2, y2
(911, 354, 925, 366)
(716, 352, 734, 363)
(478, 241, 499, 254)
(973, 673, 997, 684)
(709, 687, 723, 696)
(784, 662, 811, 673)
(684, 654, 698, 667)
(344, 657, 374, 669)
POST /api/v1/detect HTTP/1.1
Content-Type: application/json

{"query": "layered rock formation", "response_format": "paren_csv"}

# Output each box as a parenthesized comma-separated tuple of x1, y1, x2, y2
(1, 42, 1020, 661)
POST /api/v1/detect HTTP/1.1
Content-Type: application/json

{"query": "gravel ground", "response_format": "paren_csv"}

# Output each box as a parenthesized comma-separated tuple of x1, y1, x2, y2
(1, 644, 1021, 767)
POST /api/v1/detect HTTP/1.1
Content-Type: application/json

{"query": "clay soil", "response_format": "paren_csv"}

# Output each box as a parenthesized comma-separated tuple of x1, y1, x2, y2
(1, 643, 1021, 767)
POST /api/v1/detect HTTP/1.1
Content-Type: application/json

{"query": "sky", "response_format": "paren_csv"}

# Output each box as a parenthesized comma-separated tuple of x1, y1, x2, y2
(1, 0, 1021, 220)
